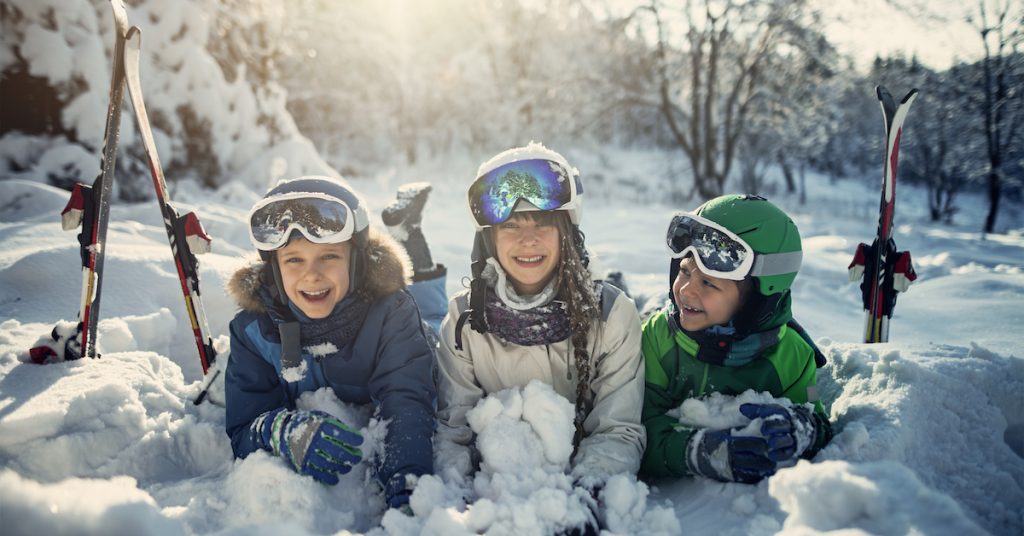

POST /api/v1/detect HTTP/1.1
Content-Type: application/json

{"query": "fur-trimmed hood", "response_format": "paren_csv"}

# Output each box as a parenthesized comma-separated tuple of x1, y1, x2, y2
(228, 228, 413, 313)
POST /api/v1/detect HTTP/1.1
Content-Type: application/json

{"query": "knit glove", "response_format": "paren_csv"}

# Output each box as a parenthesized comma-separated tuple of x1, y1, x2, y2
(686, 425, 780, 484)
(738, 402, 818, 463)
(253, 408, 363, 485)
(686, 402, 819, 484)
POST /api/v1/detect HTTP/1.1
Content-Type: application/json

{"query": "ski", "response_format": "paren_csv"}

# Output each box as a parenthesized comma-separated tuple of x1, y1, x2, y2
(123, 27, 219, 401)
(849, 86, 919, 343)
(29, 0, 130, 364)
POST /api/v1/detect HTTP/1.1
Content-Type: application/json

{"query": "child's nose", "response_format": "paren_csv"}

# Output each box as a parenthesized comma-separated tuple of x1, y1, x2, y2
(303, 263, 325, 280)
(518, 228, 541, 244)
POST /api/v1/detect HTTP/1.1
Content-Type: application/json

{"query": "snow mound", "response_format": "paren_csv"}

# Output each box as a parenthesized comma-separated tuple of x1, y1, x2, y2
(770, 459, 987, 535)
(386, 380, 678, 535)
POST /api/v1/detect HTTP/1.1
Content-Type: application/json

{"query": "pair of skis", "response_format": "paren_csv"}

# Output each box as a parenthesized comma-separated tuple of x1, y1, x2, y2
(848, 86, 920, 343)
(30, 0, 219, 403)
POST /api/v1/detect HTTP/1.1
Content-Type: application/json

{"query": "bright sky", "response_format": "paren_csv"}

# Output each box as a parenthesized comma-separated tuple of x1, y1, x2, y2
(594, 0, 987, 72)
(817, 0, 985, 71)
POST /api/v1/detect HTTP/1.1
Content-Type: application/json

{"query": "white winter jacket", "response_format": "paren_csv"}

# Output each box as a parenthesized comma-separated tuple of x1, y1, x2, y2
(437, 281, 646, 483)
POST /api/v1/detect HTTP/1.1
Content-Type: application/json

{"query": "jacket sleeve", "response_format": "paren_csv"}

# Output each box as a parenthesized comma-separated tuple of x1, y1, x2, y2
(224, 313, 289, 458)
(639, 312, 696, 478)
(368, 291, 437, 497)
(435, 294, 484, 477)
(572, 291, 647, 483)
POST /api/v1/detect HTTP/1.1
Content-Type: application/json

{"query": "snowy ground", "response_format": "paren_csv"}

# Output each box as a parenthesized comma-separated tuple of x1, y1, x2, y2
(1, 148, 1022, 535)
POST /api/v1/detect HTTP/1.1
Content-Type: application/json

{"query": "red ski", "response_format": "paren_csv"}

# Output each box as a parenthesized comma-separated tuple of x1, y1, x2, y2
(123, 27, 219, 402)
(849, 86, 919, 343)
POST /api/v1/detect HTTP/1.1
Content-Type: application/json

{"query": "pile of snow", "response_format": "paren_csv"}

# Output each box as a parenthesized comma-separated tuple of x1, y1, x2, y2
(1, 149, 1023, 535)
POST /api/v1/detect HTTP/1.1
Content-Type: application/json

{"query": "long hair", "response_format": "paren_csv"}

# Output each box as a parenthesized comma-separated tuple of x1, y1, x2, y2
(550, 213, 599, 449)
(491, 211, 599, 448)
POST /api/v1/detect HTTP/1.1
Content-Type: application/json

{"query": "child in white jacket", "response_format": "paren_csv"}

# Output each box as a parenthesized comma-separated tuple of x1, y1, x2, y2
(436, 143, 646, 529)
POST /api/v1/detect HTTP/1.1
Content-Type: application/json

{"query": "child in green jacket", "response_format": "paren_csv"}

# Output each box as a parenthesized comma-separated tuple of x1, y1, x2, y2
(640, 194, 832, 484)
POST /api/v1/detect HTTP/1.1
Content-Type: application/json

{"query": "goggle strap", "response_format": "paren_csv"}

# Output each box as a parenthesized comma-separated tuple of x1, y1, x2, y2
(750, 250, 802, 277)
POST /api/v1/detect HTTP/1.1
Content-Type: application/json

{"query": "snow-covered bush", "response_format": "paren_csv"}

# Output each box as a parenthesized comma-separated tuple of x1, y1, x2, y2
(0, 0, 332, 196)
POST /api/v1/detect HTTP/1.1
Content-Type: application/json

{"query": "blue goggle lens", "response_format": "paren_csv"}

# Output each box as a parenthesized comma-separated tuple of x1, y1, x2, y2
(468, 159, 573, 226)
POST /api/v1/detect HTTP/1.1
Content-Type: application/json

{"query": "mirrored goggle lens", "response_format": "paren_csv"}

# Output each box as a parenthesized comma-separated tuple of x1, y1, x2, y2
(667, 214, 752, 275)
(468, 159, 572, 226)
(250, 196, 350, 249)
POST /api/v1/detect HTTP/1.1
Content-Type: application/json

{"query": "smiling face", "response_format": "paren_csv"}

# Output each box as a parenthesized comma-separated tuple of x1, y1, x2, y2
(276, 237, 352, 319)
(672, 256, 744, 332)
(493, 212, 562, 295)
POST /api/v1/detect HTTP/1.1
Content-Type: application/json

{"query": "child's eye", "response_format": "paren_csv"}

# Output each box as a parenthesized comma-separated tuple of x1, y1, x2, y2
(679, 267, 690, 277)
(283, 257, 302, 264)
(703, 279, 719, 290)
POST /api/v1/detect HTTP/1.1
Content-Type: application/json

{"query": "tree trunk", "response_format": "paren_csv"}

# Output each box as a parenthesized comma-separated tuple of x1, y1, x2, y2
(778, 151, 796, 193)
(985, 168, 1001, 233)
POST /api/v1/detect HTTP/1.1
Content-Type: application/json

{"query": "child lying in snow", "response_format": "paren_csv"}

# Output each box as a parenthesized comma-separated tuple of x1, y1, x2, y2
(436, 143, 646, 530)
(224, 176, 446, 511)
(639, 194, 833, 484)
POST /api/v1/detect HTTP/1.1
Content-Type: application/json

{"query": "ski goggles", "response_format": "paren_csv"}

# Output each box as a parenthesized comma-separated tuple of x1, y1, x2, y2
(468, 158, 578, 227)
(666, 213, 801, 281)
(248, 192, 356, 251)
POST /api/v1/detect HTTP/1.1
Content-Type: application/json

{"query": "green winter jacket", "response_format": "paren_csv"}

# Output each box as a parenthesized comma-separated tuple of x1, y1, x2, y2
(639, 307, 832, 478)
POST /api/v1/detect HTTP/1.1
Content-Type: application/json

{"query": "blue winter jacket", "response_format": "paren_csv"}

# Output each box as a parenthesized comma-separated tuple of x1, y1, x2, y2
(224, 230, 438, 503)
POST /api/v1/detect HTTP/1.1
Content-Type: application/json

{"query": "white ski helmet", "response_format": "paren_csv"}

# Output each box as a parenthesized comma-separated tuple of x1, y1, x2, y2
(468, 142, 583, 230)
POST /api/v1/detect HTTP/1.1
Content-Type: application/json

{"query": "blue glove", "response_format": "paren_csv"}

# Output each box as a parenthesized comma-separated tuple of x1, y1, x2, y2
(253, 408, 363, 485)
(738, 403, 818, 463)
(686, 426, 779, 484)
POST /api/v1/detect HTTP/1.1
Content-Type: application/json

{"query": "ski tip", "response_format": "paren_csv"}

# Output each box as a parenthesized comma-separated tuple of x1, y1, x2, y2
(126, 26, 141, 42)
(110, 0, 129, 31)
(901, 88, 920, 104)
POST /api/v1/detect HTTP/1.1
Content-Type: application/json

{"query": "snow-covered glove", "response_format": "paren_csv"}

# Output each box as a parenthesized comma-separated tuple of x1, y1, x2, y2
(685, 403, 815, 486)
(686, 426, 778, 484)
(253, 408, 363, 484)
(738, 403, 818, 463)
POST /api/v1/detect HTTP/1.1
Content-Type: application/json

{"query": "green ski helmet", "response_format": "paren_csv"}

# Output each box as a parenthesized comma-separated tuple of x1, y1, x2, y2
(692, 194, 802, 295)
(667, 194, 802, 334)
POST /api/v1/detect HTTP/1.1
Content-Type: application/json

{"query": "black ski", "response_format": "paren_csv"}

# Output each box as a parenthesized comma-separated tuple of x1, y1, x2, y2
(123, 27, 220, 403)
(30, 0, 130, 363)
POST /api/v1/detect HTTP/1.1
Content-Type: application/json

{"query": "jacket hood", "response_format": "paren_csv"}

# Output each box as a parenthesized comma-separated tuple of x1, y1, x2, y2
(228, 228, 413, 313)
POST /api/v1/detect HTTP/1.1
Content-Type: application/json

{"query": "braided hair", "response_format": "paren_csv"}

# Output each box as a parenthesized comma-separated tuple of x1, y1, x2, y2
(552, 214, 599, 450)
(489, 211, 599, 449)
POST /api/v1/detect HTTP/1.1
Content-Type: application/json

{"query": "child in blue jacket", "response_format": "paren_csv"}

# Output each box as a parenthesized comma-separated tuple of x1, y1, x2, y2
(224, 176, 444, 510)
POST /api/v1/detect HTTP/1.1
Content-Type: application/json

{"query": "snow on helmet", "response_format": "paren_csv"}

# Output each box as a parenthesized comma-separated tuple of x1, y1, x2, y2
(468, 142, 583, 230)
